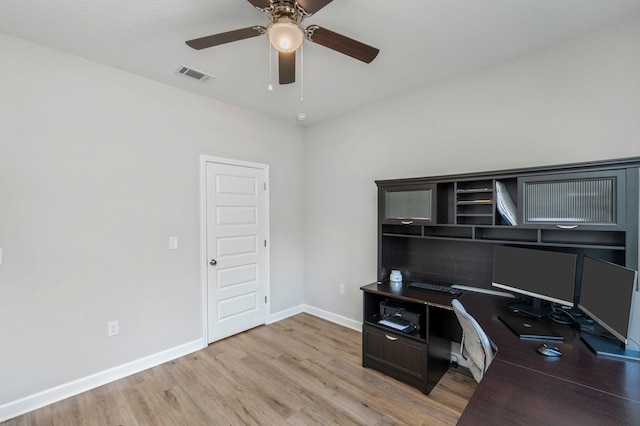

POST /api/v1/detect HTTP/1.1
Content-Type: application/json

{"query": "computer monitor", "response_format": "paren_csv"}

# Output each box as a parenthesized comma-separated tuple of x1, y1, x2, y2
(578, 256, 640, 361)
(492, 246, 577, 318)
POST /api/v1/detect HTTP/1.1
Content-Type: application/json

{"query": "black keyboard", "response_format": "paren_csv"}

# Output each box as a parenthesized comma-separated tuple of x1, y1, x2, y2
(408, 282, 463, 296)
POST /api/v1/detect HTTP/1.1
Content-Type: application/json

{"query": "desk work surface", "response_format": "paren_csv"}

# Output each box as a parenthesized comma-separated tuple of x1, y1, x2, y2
(458, 291, 640, 404)
(458, 359, 640, 426)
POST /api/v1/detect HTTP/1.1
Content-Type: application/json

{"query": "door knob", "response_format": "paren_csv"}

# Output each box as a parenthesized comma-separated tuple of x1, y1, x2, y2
(209, 259, 217, 266)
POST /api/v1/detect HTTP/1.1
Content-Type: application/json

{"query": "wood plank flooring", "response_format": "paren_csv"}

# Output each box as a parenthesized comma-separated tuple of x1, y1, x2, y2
(4, 313, 476, 425)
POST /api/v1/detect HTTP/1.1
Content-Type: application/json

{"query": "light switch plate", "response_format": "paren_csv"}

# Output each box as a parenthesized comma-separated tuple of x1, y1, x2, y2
(169, 236, 178, 250)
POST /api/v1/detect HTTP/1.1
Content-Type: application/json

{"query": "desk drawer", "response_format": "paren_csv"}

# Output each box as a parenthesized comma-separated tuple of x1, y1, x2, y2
(363, 325, 428, 386)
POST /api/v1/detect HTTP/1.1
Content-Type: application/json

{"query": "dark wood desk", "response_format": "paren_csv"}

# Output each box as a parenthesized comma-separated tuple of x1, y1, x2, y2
(459, 360, 640, 425)
(361, 283, 640, 425)
(458, 291, 640, 425)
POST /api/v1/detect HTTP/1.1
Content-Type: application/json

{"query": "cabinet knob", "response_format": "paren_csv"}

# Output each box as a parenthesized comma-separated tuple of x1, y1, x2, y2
(209, 259, 217, 266)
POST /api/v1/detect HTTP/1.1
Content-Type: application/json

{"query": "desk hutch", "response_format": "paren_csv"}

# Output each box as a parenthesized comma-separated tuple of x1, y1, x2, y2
(361, 157, 640, 424)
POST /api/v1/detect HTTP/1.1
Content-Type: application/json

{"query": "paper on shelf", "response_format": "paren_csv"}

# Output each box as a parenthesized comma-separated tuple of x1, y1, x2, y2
(496, 181, 518, 226)
(379, 318, 411, 331)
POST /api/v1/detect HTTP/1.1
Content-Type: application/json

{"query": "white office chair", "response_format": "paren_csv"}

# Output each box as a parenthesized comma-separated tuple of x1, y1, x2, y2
(451, 299, 497, 383)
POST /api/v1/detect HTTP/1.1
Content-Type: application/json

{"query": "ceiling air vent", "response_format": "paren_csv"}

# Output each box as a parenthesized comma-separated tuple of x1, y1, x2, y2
(177, 65, 214, 83)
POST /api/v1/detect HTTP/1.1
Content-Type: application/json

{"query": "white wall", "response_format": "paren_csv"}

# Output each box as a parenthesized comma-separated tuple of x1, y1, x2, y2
(0, 33, 305, 406)
(303, 20, 640, 322)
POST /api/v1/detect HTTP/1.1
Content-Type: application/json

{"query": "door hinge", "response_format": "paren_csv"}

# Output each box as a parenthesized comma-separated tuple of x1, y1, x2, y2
(264, 182, 267, 190)
(264, 240, 267, 247)
(265, 296, 267, 304)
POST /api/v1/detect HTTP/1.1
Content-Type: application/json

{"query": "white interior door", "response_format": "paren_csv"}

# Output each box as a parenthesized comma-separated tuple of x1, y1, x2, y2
(204, 158, 269, 343)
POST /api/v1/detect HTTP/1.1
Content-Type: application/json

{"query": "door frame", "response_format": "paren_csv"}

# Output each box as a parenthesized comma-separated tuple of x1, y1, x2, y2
(199, 155, 270, 344)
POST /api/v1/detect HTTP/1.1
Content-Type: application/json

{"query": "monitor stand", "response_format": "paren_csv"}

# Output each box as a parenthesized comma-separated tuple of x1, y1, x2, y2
(581, 333, 640, 362)
(499, 315, 563, 341)
(506, 298, 549, 319)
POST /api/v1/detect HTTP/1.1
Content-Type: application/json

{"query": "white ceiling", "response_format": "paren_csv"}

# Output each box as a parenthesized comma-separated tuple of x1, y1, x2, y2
(2, 1, 640, 126)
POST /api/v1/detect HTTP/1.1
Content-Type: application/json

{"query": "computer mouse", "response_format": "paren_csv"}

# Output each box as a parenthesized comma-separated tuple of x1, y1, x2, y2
(537, 343, 562, 357)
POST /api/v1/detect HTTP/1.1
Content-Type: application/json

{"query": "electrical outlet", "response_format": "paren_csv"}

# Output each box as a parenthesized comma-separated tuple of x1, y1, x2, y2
(339, 284, 345, 295)
(108, 320, 119, 336)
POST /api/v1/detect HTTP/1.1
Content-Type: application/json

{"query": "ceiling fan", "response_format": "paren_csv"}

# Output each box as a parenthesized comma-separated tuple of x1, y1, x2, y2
(185, 0, 379, 85)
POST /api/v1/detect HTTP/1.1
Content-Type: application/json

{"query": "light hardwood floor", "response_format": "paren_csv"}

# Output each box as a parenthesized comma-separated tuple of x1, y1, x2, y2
(5, 313, 476, 425)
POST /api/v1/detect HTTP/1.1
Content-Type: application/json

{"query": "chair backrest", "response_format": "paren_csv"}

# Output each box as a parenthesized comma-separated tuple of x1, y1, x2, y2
(451, 298, 497, 383)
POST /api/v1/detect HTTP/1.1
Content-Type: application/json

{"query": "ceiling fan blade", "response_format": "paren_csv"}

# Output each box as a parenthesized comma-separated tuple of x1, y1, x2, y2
(306, 26, 379, 63)
(297, 0, 334, 15)
(246, 0, 271, 10)
(279, 51, 296, 84)
(186, 26, 265, 50)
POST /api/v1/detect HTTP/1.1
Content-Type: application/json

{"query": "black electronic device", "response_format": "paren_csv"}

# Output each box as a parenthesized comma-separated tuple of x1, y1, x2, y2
(498, 314, 563, 341)
(492, 246, 577, 319)
(379, 299, 405, 317)
(378, 299, 421, 332)
(578, 256, 640, 361)
(408, 282, 462, 296)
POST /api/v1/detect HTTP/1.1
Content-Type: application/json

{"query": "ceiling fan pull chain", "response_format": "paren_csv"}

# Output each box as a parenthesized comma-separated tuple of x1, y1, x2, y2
(268, 40, 274, 91)
(300, 43, 304, 103)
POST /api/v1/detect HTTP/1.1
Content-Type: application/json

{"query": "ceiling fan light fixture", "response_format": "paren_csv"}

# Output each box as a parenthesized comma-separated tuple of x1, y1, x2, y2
(268, 21, 304, 52)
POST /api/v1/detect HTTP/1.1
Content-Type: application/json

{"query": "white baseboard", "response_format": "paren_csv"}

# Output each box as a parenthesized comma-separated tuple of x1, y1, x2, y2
(269, 304, 362, 332)
(268, 304, 304, 324)
(0, 338, 205, 422)
(302, 304, 363, 332)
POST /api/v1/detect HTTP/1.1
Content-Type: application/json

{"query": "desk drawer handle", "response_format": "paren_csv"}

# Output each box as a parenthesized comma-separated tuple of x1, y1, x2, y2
(556, 224, 578, 229)
(400, 220, 414, 225)
(385, 334, 398, 341)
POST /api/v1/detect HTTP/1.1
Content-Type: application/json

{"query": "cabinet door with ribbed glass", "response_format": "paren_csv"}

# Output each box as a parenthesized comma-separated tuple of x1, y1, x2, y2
(517, 170, 625, 230)
(381, 184, 437, 225)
